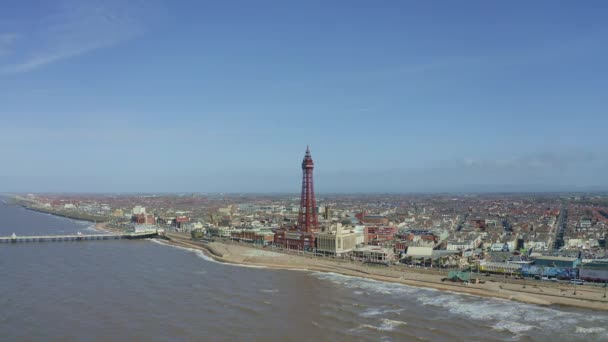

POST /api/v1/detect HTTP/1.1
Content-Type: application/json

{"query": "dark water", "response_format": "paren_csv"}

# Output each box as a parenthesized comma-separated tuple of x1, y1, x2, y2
(1, 201, 607, 341)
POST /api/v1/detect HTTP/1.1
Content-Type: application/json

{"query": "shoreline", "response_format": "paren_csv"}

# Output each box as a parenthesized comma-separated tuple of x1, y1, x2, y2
(163, 232, 608, 312)
(9, 200, 607, 312)
(18, 204, 110, 224)
(4, 200, 122, 235)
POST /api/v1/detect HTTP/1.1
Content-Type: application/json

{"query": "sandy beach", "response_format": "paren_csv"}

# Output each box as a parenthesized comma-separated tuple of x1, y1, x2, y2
(162, 232, 608, 312)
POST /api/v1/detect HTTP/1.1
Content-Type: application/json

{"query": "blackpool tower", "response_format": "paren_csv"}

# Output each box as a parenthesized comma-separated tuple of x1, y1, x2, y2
(298, 146, 318, 233)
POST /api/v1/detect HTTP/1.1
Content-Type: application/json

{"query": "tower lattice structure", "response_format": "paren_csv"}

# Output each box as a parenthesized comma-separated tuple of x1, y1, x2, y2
(298, 146, 318, 233)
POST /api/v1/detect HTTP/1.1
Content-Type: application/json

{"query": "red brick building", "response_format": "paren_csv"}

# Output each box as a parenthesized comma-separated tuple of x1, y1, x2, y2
(172, 216, 190, 228)
(364, 226, 397, 244)
(274, 228, 316, 250)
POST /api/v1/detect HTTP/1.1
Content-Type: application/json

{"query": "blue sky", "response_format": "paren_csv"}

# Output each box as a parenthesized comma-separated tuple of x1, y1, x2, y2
(1, 1, 607, 193)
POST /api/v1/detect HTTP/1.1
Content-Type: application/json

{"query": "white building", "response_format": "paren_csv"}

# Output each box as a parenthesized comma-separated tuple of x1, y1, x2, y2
(132, 206, 146, 215)
(490, 243, 509, 252)
(352, 225, 366, 245)
(525, 240, 548, 251)
(315, 223, 357, 256)
(406, 246, 433, 258)
(446, 236, 482, 251)
(353, 246, 394, 262)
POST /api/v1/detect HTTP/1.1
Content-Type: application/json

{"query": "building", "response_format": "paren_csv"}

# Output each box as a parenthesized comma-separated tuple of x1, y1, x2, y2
(400, 229, 443, 247)
(521, 256, 581, 279)
(364, 226, 397, 245)
(478, 261, 522, 274)
(132, 213, 155, 225)
(490, 243, 509, 252)
(315, 223, 357, 256)
(353, 246, 394, 263)
(405, 246, 433, 258)
(580, 261, 608, 282)
(172, 216, 190, 228)
(446, 236, 482, 251)
(361, 215, 389, 225)
(230, 229, 275, 246)
(208, 226, 233, 238)
(132, 206, 146, 215)
(533, 256, 580, 268)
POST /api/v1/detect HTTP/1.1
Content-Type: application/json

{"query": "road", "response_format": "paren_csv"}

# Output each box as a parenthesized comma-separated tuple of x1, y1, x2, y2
(553, 204, 568, 250)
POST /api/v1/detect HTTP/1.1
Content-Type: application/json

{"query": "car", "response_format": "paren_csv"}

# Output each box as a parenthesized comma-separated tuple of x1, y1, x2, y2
(570, 279, 585, 285)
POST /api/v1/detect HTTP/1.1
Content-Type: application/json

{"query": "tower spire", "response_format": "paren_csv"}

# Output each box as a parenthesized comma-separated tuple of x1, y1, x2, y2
(298, 146, 318, 233)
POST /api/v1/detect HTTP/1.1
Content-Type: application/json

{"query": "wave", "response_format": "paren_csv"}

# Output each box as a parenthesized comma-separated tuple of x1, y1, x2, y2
(492, 320, 535, 334)
(360, 307, 403, 317)
(312, 271, 608, 337)
(358, 319, 407, 332)
(260, 289, 279, 293)
(575, 326, 606, 334)
(143, 241, 608, 339)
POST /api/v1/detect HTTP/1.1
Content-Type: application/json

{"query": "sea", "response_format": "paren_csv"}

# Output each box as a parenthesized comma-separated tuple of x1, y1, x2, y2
(1, 199, 607, 342)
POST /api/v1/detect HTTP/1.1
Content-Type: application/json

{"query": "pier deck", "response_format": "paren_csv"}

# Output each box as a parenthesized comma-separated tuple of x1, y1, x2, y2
(0, 231, 158, 243)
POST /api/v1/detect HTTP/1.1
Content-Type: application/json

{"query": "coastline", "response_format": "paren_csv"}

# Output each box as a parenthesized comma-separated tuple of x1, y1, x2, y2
(17, 204, 111, 224)
(9, 200, 607, 312)
(4, 199, 120, 235)
(163, 232, 608, 312)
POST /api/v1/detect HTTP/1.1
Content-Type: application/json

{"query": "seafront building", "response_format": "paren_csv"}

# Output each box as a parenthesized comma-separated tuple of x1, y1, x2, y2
(315, 223, 357, 256)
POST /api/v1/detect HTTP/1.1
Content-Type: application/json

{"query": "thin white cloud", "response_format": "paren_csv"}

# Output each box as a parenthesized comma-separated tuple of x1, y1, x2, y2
(368, 58, 474, 78)
(2, 42, 111, 74)
(0, 1, 157, 75)
(458, 151, 598, 170)
(0, 33, 17, 56)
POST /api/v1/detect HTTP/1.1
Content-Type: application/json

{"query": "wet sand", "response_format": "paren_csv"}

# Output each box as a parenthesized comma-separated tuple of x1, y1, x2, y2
(163, 232, 608, 312)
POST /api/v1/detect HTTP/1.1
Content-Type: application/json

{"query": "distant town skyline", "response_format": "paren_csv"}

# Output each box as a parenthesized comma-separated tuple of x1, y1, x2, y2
(1, 1, 607, 193)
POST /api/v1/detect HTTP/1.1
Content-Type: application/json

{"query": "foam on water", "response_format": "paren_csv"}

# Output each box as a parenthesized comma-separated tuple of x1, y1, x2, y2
(381, 318, 407, 329)
(575, 326, 606, 334)
(260, 289, 279, 293)
(314, 272, 418, 296)
(360, 307, 403, 317)
(145, 241, 608, 339)
(312, 270, 608, 338)
(492, 321, 535, 334)
(358, 319, 407, 332)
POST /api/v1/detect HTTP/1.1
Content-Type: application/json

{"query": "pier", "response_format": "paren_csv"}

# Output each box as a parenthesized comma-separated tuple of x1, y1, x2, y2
(0, 231, 159, 243)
